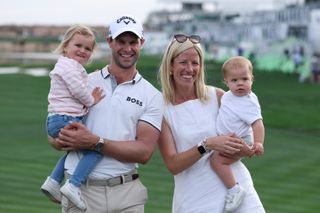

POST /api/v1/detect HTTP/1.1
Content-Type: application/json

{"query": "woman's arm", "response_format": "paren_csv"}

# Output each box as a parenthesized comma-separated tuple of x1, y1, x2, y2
(158, 119, 244, 175)
(158, 118, 203, 175)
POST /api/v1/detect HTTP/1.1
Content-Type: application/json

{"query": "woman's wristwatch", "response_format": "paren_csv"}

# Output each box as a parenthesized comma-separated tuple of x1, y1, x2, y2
(197, 139, 209, 156)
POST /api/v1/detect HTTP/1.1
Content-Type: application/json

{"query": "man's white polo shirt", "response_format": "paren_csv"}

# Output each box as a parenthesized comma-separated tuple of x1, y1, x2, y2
(64, 67, 164, 179)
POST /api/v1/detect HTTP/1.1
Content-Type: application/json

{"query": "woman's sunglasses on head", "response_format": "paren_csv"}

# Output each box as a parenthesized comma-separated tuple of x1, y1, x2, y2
(174, 34, 201, 44)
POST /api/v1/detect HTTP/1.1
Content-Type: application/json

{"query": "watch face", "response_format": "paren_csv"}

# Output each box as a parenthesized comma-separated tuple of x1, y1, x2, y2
(95, 143, 103, 152)
(95, 138, 104, 152)
(197, 145, 206, 155)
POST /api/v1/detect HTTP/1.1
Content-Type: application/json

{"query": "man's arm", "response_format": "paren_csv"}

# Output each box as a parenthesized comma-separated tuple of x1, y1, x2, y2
(57, 121, 160, 164)
(100, 121, 159, 164)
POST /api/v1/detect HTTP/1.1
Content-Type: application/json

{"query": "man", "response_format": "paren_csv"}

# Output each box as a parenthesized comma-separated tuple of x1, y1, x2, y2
(48, 14, 163, 212)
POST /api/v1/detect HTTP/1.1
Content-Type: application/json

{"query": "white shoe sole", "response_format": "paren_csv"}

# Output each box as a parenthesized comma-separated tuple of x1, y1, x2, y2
(40, 182, 61, 204)
(60, 184, 87, 211)
(224, 189, 245, 212)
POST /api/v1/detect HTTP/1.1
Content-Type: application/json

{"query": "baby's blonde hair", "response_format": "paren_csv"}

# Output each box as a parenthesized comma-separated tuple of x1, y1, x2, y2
(54, 25, 96, 55)
(222, 56, 253, 77)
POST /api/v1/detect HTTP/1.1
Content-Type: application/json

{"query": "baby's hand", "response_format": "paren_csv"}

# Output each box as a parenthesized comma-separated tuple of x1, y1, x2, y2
(92, 87, 105, 105)
(252, 143, 264, 156)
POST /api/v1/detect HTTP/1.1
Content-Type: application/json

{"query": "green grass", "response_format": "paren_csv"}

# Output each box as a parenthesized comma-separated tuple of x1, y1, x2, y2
(0, 57, 320, 212)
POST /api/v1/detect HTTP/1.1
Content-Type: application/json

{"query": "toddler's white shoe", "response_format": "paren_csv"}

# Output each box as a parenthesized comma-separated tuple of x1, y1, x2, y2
(224, 185, 245, 212)
(60, 180, 86, 211)
(40, 177, 62, 203)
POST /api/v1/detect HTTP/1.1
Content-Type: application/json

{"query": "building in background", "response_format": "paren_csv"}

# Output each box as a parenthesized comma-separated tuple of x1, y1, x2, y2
(145, 0, 320, 58)
(1, 0, 320, 62)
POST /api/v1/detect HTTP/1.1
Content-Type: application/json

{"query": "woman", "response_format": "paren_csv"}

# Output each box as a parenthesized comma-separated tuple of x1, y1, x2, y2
(158, 34, 265, 213)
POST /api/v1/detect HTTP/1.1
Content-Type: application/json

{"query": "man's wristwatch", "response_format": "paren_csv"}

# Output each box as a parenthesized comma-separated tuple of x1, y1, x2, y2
(94, 137, 104, 152)
(197, 139, 209, 156)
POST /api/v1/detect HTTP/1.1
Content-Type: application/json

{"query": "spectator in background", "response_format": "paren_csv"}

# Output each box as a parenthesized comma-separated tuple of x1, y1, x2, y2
(311, 52, 320, 84)
(292, 49, 304, 74)
(284, 48, 290, 60)
(248, 51, 256, 66)
(237, 46, 244, 56)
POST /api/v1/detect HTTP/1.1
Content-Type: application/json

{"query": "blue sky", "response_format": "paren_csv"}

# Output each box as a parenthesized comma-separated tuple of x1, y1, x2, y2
(0, 0, 302, 26)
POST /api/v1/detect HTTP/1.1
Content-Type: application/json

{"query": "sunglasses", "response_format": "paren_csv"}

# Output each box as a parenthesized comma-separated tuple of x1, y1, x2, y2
(174, 34, 201, 44)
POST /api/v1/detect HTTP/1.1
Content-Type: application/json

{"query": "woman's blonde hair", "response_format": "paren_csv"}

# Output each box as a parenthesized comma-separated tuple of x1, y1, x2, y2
(159, 37, 209, 104)
(54, 24, 97, 55)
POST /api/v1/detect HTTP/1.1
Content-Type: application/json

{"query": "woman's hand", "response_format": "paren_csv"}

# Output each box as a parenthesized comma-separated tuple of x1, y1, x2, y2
(56, 122, 98, 151)
(237, 141, 255, 158)
(206, 133, 255, 159)
(205, 133, 243, 155)
(223, 138, 255, 159)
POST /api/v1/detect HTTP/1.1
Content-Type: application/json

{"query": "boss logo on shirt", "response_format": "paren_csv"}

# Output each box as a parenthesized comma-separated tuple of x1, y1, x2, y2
(127, 96, 143, 106)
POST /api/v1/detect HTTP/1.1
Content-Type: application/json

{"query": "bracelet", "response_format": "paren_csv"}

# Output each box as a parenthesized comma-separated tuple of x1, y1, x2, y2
(202, 139, 208, 151)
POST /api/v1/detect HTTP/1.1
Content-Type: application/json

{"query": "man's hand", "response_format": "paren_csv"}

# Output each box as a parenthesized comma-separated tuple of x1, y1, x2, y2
(56, 122, 98, 151)
(48, 135, 64, 150)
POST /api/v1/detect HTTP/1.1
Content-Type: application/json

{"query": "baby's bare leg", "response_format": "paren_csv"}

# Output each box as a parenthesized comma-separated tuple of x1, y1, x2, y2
(210, 152, 237, 188)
